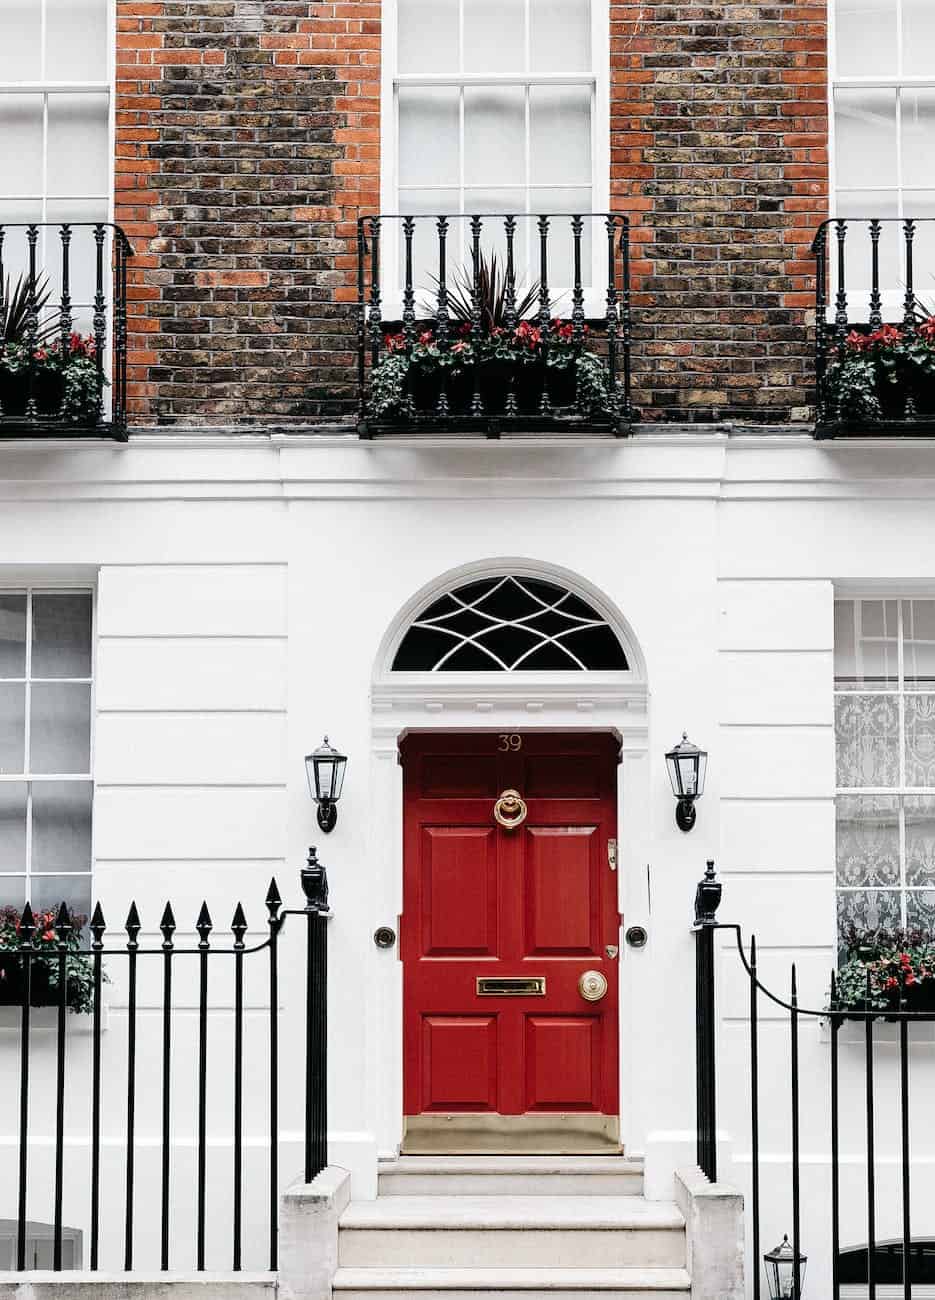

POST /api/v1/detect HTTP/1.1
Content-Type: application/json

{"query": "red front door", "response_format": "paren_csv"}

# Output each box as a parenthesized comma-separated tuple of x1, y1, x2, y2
(401, 731, 620, 1150)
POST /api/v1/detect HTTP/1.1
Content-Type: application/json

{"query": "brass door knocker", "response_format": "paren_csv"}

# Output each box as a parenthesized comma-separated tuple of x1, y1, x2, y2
(493, 788, 528, 831)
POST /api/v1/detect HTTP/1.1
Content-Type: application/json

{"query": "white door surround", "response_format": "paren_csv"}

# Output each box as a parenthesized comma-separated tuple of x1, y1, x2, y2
(365, 558, 650, 1161)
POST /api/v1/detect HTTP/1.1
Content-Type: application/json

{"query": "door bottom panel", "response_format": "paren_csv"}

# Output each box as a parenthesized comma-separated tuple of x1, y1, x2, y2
(402, 1113, 621, 1155)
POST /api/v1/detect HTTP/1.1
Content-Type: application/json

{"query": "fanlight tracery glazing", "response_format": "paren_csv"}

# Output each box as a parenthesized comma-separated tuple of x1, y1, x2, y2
(392, 575, 629, 672)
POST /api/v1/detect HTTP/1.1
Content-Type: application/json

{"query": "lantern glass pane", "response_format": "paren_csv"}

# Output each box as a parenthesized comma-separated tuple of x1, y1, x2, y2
(695, 751, 708, 796)
(677, 753, 698, 796)
(316, 758, 336, 802)
(332, 756, 347, 800)
(665, 753, 681, 797)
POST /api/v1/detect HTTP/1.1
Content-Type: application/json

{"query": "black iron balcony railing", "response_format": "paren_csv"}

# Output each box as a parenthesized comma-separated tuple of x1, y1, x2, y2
(0, 223, 133, 441)
(356, 213, 632, 438)
(812, 216, 935, 437)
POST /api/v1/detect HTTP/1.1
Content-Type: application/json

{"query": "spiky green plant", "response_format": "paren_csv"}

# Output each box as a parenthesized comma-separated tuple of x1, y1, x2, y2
(424, 252, 544, 334)
(1, 273, 56, 348)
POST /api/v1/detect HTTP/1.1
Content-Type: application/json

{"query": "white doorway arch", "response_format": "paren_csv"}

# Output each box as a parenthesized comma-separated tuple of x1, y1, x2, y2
(365, 557, 650, 1162)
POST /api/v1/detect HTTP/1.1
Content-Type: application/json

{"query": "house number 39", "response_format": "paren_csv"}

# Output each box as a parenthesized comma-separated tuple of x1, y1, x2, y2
(498, 734, 522, 751)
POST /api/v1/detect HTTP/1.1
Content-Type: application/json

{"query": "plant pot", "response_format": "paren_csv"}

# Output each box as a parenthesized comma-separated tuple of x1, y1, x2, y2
(514, 359, 545, 415)
(910, 369, 935, 417)
(546, 358, 578, 409)
(0, 367, 31, 419)
(0, 955, 53, 1007)
(876, 374, 908, 421)
(34, 366, 65, 417)
(446, 364, 476, 415)
(406, 362, 444, 414)
(475, 357, 511, 416)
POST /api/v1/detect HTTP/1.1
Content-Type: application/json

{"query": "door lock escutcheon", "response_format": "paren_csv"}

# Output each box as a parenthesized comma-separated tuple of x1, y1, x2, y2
(578, 970, 609, 1002)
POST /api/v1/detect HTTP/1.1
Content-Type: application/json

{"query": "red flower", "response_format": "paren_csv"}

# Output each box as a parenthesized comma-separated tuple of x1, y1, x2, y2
(900, 952, 911, 966)
(418, 330, 434, 345)
(886, 976, 898, 989)
(845, 330, 868, 352)
(458, 322, 472, 336)
(514, 320, 542, 349)
(384, 332, 406, 352)
(451, 340, 470, 355)
(867, 323, 903, 349)
(919, 316, 935, 342)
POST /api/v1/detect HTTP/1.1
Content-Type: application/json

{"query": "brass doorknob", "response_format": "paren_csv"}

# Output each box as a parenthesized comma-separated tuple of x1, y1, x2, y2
(494, 788, 527, 831)
(578, 970, 608, 1002)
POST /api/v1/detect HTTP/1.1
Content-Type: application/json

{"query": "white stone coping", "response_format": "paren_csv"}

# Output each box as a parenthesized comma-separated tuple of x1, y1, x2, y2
(0, 1276, 276, 1300)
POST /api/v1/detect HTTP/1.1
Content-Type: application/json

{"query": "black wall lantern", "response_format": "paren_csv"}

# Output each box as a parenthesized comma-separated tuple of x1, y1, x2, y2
(764, 1235, 807, 1299)
(665, 732, 707, 832)
(305, 736, 347, 833)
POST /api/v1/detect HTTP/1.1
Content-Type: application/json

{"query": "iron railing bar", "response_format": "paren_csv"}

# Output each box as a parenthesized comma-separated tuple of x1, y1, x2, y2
(52, 906, 70, 1272)
(790, 966, 801, 1300)
(750, 936, 761, 1300)
(160, 905, 175, 1272)
(196, 904, 211, 1271)
(232, 905, 246, 1272)
(17, 931, 34, 1272)
(268, 881, 282, 1272)
(831, 996, 841, 1300)
(866, 970, 877, 1300)
(124, 910, 139, 1272)
(900, 1011, 911, 1300)
(89, 906, 104, 1270)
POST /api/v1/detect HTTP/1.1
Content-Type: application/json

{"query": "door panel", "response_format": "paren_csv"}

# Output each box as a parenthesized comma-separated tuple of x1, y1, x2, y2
(525, 1015, 602, 1111)
(422, 826, 498, 955)
(402, 731, 620, 1145)
(524, 824, 600, 954)
(422, 1015, 499, 1111)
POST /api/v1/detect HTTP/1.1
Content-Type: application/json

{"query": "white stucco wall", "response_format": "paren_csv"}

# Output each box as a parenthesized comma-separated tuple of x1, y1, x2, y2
(0, 431, 933, 1289)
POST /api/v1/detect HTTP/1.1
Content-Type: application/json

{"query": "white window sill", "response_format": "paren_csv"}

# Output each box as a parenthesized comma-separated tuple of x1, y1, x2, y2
(0, 1004, 110, 1033)
(818, 1016, 935, 1045)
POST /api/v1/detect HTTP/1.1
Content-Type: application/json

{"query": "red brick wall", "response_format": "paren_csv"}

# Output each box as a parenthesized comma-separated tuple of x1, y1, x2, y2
(610, 1, 829, 420)
(116, 0, 828, 426)
(115, 0, 381, 424)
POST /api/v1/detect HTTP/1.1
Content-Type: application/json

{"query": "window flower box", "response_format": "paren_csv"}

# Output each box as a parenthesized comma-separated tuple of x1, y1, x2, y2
(372, 320, 619, 429)
(818, 318, 935, 433)
(0, 335, 106, 429)
(828, 925, 935, 1017)
(0, 908, 102, 1016)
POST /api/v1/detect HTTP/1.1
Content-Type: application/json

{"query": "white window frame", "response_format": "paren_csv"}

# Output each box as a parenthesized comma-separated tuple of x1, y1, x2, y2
(829, 0, 935, 316)
(834, 595, 935, 943)
(379, 0, 611, 318)
(0, 584, 96, 919)
(0, 0, 116, 412)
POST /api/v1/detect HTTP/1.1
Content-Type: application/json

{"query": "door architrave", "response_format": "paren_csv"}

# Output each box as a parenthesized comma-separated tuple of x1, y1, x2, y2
(366, 561, 649, 1159)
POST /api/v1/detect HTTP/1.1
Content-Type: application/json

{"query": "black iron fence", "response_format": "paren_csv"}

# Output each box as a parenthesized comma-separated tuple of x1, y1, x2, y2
(356, 213, 632, 437)
(695, 861, 935, 1300)
(2, 854, 328, 1274)
(0, 223, 133, 441)
(812, 216, 935, 437)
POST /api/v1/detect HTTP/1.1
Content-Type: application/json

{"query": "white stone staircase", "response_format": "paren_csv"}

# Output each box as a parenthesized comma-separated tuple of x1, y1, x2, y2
(331, 1156, 691, 1300)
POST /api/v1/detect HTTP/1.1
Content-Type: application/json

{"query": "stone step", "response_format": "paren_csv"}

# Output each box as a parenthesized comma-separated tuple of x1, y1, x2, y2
(338, 1196, 685, 1271)
(332, 1266, 691, 1300)
(378, 1157, 644, 1198)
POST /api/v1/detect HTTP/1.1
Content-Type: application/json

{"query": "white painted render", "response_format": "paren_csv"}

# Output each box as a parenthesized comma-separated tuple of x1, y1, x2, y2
(1, 430, 935, 1293)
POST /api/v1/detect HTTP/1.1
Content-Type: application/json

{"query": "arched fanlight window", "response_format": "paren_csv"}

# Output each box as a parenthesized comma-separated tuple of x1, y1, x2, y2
(392, 575, 629, 672)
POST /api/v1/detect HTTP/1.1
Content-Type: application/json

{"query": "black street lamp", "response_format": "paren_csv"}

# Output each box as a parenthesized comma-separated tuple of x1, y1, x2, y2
(665, 732, 707, 832)
(764, 1235, 807, 1299)
(305, 736, 347, 833)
